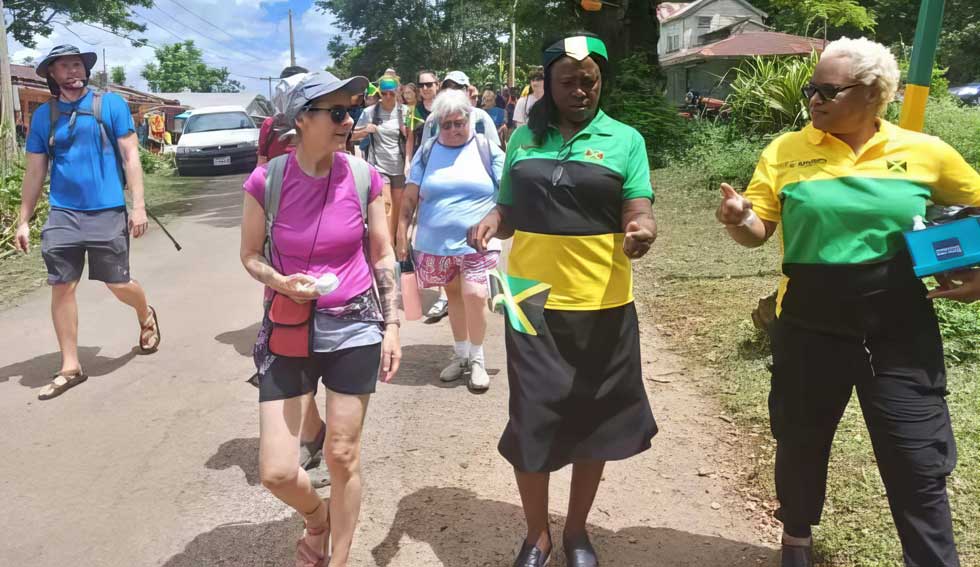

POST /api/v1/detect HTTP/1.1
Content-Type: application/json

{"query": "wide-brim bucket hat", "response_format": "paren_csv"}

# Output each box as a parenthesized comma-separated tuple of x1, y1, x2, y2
(36, 44, 98, 79)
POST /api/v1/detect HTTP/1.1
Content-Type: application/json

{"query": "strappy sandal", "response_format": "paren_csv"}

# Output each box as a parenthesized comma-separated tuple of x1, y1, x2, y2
(38, 369, 88, 400)
(139, 306, 161, 353)
(296, 497, 330, 567)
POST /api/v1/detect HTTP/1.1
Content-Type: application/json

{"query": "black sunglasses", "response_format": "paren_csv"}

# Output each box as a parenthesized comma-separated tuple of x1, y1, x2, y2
(419, 81, 437, 88)
(306, 105, 358, 124)
(802, 82, 861, 102)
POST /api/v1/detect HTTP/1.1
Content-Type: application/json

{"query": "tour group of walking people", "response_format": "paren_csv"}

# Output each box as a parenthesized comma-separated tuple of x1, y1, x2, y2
(13, 31, 980, 567)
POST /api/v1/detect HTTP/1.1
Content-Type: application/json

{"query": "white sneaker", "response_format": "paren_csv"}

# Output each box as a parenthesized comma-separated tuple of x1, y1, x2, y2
(468, 360, 490, 391)
(439, 355, 468, 382)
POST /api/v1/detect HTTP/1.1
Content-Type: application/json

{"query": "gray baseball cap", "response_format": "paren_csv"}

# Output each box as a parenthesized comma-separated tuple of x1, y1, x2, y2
(282, 71, 369, 125)
(441, 71, 470, 88)
(36, 44, 97, 79)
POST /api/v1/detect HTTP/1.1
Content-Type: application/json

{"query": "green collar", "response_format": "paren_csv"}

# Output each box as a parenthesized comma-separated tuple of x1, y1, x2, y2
(548, 109, 614, 146)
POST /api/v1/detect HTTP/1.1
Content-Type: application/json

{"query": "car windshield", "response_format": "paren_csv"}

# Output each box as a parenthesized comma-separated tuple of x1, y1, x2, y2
(183, 112, 254, 134)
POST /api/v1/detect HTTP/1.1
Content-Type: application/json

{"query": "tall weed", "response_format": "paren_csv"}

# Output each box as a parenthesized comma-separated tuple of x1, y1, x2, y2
(605, 54, 689, 169)
(727, 53, 818, 136)
(1, 154, 49, 256)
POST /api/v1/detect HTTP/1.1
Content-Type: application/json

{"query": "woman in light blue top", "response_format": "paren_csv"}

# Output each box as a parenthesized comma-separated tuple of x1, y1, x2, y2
(396, 89, 505, 392)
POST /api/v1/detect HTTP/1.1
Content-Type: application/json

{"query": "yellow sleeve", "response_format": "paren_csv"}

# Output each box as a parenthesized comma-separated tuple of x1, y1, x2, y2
(930, 140, 980, 207)
(743, 149, 781, 223)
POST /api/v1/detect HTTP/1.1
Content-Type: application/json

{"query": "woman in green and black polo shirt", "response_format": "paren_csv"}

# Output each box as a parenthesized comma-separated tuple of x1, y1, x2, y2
(471, 33, 658, 567)
(718, 38, 980, 567)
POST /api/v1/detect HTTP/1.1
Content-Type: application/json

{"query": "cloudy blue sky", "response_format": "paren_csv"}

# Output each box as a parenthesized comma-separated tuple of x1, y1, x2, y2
(8, 0, 346, 95)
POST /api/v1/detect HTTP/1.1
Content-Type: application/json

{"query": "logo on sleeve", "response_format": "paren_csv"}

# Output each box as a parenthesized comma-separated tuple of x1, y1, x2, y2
(887, 160, 908, 173)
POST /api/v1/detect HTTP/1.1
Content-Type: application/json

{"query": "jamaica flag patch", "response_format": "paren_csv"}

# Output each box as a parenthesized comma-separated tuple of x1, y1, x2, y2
(489, 271, 551, 336)
(887, 160, 908, 173)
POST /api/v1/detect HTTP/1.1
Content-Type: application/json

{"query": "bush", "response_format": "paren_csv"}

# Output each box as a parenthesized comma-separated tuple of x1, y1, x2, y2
(605, 54, 690, 169)
(671, 122, 769, 190)
(727, 52, 818, 137)
(1, 153, 49, 257)
(934, 299, 980, 364)
(921, 97, 980, 169)
(139, 147, 175, 175)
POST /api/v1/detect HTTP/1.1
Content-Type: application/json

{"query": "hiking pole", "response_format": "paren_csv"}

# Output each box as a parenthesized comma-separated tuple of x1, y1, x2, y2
(146, 208, 182, 251)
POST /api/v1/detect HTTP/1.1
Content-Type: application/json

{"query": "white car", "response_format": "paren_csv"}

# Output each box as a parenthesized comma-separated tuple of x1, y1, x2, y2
(175, 105, 260, 176)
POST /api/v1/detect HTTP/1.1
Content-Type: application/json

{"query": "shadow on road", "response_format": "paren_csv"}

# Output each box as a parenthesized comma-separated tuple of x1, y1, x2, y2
(205, 437, 261, 486)
(215, 322, 262, 357)
(396, 344, 502, 389)
(0, 346, 139, 389)
(152, 182, 245, 230)
(160, 516, 300, 567)
(372, 487, 778, 567)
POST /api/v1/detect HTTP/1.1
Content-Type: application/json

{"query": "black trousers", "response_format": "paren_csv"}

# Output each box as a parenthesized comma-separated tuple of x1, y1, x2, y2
(769, 291, 959, 567)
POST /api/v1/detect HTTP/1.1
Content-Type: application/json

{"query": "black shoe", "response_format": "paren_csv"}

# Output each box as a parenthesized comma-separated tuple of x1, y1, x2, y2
(563, 533, 598, 567)
(513, 541, 551, 567)
(780, 543, 813, 567)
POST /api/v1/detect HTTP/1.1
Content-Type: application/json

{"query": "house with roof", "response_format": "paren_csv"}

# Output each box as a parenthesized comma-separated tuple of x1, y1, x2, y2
(657, 0, 826, 104)
(11, 63, 180, 137)
(154, 92, 273, 125)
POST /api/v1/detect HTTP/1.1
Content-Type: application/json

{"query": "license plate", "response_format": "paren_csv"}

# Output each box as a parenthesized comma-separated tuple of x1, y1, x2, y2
(213, 156, 232, 166)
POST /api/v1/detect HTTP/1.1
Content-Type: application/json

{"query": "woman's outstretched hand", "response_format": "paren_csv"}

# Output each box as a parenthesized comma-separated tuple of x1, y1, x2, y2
(716, 183, 754, 226)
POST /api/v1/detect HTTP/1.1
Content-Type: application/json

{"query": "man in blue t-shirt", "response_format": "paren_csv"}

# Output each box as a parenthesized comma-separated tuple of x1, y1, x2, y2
(14, 45, 161, 401)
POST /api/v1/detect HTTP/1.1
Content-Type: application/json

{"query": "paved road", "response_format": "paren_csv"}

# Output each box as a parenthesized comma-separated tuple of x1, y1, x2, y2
(0, 174, 776, 566)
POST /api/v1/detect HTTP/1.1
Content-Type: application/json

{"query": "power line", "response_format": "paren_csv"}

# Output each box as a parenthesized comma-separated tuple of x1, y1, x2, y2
(149, 1, 265, 62)
(165, 0, 241, 42)
(63, 20, 273, 83)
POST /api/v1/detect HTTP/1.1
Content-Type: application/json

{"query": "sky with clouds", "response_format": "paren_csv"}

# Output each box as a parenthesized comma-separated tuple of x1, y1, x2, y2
(7, 0, 346, 95)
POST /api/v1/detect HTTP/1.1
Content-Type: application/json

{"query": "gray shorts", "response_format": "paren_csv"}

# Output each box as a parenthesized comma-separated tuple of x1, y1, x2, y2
(41, 207, 131, 285)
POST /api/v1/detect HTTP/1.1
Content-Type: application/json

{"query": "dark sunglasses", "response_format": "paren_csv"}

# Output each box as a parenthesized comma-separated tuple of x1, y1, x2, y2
(306, 105, 358, 124)
(802, 82, 861, 102)
(419, 81, 437, 88)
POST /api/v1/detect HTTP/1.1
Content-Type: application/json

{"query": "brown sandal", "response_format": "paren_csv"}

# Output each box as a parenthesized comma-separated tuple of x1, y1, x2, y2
(139, 306, 161, 353)
(296, 497, 330, 567)
(38, 370, 88, 400)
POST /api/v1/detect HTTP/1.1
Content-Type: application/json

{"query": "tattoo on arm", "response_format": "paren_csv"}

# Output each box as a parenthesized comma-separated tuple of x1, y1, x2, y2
(373, 267, 400, 325)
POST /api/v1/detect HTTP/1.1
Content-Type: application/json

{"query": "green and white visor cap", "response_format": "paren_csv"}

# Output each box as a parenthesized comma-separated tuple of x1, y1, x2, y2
(543, 35, 609, 70)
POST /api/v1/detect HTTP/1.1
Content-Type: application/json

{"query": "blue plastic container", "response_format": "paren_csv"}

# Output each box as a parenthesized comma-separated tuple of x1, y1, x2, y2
(903, 217, 980, 277)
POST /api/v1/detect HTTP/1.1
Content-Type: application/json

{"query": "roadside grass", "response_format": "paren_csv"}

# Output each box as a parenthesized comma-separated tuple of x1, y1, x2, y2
(0, 172, 208, 307)
(637, 166, 980, 567)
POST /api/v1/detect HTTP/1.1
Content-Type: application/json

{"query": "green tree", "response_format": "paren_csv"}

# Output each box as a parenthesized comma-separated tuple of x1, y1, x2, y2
(753, 0, 876, 39)
(110, 66, 126, 86)
(3, 0, 151, 48)
(141, 41, 239, 93)
(319, 0, 513, 82)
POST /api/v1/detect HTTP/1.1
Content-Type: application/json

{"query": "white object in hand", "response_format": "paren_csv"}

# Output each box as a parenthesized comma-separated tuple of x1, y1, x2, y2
(314, 273, 340, 296)
(912, 215, 927, 231)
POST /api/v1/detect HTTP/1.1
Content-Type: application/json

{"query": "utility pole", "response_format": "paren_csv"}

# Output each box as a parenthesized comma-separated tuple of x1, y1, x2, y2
(900, 0, 946, 132)
(288, 9, 296, 67)
(0, 0, 18, 162)
(103, 48, 108, 90)
(509, 0, 517, 88)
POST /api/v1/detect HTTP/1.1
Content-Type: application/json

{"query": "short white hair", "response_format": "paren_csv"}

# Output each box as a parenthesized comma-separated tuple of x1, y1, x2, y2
(822, 37, 900, 116)
(430, 89, 471, 125)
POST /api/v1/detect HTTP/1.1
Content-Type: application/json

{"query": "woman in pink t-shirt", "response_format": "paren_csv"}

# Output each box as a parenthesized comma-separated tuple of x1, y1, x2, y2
(240, 71, 402, 567)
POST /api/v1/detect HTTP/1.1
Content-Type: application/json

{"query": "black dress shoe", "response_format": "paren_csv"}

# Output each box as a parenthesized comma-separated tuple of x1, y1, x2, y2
(513, 541, 551, 567)
(563, 533, 598, 567)
(781, 543, 813, 567)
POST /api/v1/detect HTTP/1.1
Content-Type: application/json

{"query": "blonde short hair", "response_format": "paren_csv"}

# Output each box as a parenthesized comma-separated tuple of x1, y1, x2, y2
(822, 37, 900, 116)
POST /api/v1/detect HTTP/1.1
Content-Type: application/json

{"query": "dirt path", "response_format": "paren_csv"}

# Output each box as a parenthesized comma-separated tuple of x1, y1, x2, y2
(0, 174, 776, 566)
